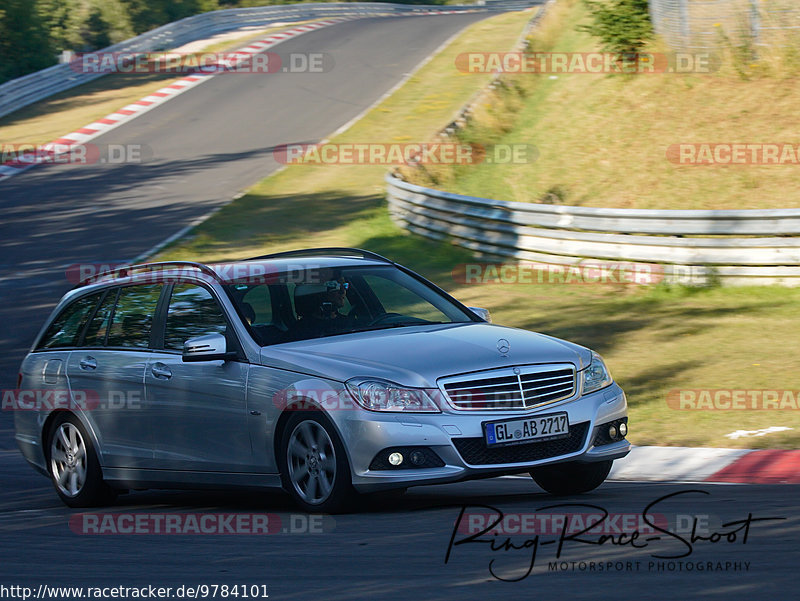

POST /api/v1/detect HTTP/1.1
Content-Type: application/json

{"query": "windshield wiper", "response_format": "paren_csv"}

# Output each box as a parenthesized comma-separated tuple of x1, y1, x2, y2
(287, 321, 456, 342)
(353, 321, 450, 333)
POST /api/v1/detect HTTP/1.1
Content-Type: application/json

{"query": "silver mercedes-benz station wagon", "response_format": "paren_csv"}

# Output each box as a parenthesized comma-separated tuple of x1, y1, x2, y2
(15, 248, 629, 512)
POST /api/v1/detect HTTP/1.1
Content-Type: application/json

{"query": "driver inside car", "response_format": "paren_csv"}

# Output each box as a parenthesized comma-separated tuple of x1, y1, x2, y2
(290, 277, 353, 340)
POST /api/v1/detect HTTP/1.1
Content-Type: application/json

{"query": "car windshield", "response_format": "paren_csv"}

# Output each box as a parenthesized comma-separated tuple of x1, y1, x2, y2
(223, 264, 475, 345)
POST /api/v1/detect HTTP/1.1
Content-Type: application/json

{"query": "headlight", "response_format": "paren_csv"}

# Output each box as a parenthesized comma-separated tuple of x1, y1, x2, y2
(346, 378, 440, 413)
(583, 351, 613, 394)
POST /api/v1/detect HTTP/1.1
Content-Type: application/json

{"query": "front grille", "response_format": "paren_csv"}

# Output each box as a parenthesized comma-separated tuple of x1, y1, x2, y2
(452, 422, 589, 466)
(440, 364, 576, 411)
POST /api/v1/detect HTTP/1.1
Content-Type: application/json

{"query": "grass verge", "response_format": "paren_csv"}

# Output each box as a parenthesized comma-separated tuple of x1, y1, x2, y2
(155, 6, 800, 449)
(403, 0, 800, 210)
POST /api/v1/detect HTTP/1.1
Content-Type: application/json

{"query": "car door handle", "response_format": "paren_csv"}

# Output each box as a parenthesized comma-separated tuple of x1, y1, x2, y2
(79, 356, 97, 370)
(151, 363, 172, 380)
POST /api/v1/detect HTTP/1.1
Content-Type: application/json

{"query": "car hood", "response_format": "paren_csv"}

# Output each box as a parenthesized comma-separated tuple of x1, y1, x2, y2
(259, 323, 592, 387)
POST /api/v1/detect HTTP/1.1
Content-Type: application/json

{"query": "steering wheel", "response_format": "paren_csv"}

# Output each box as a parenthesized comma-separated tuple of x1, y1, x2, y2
(366, 312, 404, 327)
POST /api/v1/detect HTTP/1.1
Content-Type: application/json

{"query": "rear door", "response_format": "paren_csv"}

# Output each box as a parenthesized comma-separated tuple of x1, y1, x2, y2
(66, 284, 162, 468)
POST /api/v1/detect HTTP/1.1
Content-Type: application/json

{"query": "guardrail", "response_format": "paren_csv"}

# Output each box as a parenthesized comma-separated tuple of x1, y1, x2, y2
(386, 173, 800, 286)
(0, 1, 538, 120)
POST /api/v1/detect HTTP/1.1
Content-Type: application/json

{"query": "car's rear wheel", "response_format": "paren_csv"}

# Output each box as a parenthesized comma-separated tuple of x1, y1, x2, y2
(530, 460, 613, 496)
(280, 412, 355, 513)
(48, 414, 116, 507)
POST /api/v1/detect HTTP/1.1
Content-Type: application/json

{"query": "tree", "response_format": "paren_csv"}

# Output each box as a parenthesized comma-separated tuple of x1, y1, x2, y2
(37, 0, 84, 51)
(83, 5, 111, 49)
(81, 0, 135, 49)
(0, 0, 54, 82)
(121, 0, 219, 34)
(580, 0, 653, 56)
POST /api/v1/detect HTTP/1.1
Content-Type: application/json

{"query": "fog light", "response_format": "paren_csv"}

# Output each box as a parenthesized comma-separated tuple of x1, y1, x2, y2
(388, 452, 404, 466)
(608, 424, 618, 439)
(619, 422, 627, 437)
(410, 451, 425, 466)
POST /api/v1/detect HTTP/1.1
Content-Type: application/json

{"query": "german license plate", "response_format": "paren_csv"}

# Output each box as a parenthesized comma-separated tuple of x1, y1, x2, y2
(484, 412, 569, 447)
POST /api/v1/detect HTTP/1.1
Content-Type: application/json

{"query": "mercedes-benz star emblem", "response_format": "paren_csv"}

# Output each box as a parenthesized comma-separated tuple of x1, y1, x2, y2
(497, 338, 510, 355)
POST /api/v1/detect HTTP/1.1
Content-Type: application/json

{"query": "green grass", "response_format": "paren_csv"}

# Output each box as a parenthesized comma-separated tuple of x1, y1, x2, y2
(404, 0, 800, 210)
(154, 6, 800, 450)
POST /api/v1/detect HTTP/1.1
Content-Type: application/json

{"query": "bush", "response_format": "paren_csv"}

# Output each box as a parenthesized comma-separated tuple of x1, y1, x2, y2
(579, 0, 653, 55)
(0, 0, 54, 82)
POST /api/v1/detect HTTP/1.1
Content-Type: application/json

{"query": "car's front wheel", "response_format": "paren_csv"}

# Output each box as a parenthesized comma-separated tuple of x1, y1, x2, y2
(279, 412, 355, 513)
(530, 460, 613, 496)
(47, 414, 117, 507)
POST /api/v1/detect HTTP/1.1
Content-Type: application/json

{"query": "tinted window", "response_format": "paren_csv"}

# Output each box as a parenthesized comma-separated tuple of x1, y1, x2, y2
(362, 274, 450, 323)
(229, 283, 272, 325)
(83, 289, 118, 347)
(223, 265, 472, 343)
(287, 281, 353, 320)
(38, 293, 102, 349)
(163, 284, 227, 351)
(106, 285, 162, 349)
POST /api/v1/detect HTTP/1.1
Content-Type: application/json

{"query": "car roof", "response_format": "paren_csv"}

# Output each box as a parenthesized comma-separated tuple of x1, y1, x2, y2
(73, 248, 394, 290)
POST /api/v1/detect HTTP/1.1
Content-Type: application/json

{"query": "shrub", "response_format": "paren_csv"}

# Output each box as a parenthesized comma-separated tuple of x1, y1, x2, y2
(579, 0, 653, 55)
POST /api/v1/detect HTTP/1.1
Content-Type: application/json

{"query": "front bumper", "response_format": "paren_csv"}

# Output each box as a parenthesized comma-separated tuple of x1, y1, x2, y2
(332, 383, 630, 492)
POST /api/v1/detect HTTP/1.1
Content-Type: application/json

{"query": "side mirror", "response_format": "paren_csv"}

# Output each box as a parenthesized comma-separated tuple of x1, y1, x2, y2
(468, 307, 492, 323)
(182, 333, 236, 362)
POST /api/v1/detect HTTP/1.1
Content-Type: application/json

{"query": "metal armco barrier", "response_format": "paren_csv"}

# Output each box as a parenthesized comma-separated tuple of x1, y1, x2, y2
(386, 173, 800, 286)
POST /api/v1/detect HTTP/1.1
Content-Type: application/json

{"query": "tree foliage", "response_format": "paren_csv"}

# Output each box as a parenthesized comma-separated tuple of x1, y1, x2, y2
(0, 0, 54, 81)
(579, 0, 653, 55)
(121, 0, 219, 35)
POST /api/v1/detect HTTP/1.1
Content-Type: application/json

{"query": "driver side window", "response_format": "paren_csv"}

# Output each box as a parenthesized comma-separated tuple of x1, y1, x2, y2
(163, 284, 228, 351)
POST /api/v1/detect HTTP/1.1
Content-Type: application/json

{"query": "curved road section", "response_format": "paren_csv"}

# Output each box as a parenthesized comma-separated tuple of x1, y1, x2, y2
(0, 13, 491, 388)
(0, 11, 797, 600)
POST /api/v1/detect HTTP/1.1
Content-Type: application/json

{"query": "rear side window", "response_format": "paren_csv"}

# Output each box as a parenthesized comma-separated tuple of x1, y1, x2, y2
(83, 289, 119, 347)
(106, 285, 162, 349)
(163, 284, 228, 351)
(37, 293, 103, 349)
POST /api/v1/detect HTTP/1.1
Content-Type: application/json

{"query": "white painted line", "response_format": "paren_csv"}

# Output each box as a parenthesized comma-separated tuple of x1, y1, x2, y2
(609, 446, 753, 482)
